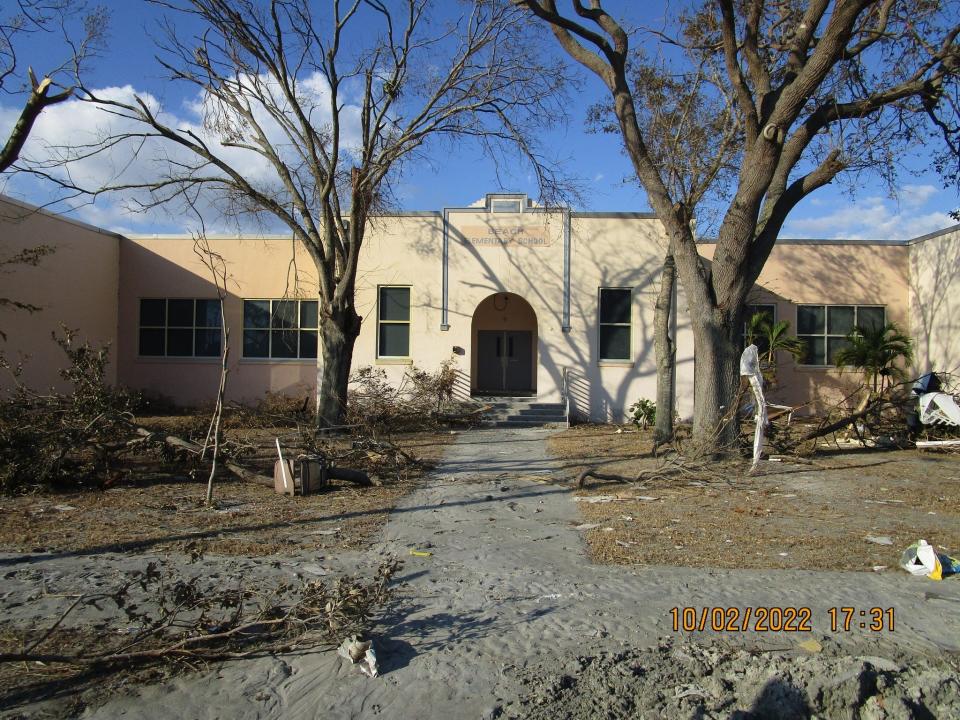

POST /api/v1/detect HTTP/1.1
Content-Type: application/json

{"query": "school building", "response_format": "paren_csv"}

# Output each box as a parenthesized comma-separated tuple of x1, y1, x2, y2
(1, 192, 958, 422)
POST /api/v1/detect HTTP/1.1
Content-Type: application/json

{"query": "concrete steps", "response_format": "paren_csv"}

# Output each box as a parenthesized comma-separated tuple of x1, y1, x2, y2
(475, 397, 567, 428)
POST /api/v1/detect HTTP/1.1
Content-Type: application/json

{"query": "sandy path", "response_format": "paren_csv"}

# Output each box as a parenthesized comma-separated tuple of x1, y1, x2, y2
(80, 428, 960, 719)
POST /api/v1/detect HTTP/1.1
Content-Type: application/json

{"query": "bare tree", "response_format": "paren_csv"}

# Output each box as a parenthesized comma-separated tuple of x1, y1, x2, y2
(520, 0, 960, 452)
(0, 0, 106, 173)
(52, 0, 568, 427)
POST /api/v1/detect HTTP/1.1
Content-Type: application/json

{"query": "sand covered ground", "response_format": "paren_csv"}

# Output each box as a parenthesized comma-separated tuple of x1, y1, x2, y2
(2, 428, 959, 719)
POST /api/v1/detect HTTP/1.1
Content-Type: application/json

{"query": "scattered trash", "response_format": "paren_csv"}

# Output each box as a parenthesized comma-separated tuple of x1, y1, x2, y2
(798, 639, 822, 654)
(573, 495, 619, 503)
(310, 527, 342, 536)
(901, 539, 960, 580)
(337, 636, 379, 678)
(574, 523, 600, 531)
(620, 515, 633, 521)
(615, 540, 636, 548)
(674, 684, 707, 699)
(602, 527, 614, 532)
(778, 552, 789, 557)
(299, 564, 330, 576)
(409, 548, 433, 557)
(865, 535, 894, 546)
(864, 499, 905, 505)
(52, 504, 77, 512)
(635, 496, 659, 502)
(872, 565, 888, 572)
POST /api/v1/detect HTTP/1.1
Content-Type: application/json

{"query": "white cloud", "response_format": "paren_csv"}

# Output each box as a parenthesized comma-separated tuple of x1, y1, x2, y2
(0, 73, 363, 233)
(900, 183, 938, 207)
(781, 194, 953, 240)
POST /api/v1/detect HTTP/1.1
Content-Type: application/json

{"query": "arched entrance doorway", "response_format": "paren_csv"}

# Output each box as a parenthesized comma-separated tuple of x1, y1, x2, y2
(471, 292, 537, 395)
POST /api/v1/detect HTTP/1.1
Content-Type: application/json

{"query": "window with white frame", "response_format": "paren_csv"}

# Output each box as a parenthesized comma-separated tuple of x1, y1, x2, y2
(242, 299, 318, 359)
(139, 298, 222, 357)
(377, 286, 411, 358)
(797, 304, 885, 366)
(598, 288, 632, 361)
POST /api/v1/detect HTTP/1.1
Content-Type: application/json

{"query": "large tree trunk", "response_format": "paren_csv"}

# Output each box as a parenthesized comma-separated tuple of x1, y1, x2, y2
(316, 306, 362, 428)
(653, 252, 676, 443)
(689, 309, 741, 454)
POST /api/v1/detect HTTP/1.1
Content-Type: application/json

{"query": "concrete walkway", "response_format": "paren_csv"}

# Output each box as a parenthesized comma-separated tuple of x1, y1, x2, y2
(85, 428, 960, 719)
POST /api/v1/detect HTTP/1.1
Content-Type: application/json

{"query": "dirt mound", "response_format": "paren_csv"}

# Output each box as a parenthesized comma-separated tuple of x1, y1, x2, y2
(506, 638, 960, 719)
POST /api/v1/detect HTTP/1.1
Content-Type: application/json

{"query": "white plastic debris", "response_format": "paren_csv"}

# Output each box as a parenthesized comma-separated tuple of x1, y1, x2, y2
(865, 535, 894, 546)
(740, 343, 768, 471)
(337, 637, 379, 678)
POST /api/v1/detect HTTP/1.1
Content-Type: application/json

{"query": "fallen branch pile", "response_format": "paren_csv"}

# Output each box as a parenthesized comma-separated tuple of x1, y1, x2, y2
(0, 559, 401, 668)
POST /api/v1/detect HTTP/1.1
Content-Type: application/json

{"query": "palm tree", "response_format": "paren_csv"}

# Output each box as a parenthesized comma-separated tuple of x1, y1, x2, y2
(834, 322, 914, 396)
(745, 312, 805, 386)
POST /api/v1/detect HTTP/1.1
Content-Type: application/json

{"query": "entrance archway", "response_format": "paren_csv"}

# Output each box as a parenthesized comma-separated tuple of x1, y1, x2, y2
(471, 292, 537, 395)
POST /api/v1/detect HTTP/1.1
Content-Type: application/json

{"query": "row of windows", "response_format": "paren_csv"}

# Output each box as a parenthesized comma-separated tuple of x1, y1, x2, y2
(138, 295, 885, 367)
(743, 303, 885, 366)
(137, 293, 412, 360)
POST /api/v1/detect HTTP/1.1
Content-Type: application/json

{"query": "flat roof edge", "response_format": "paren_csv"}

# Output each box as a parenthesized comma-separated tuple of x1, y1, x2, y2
(698, 237, 909, 246)
(0, 193, 126, 239)
(906, 222, 960, 245)
(571, 211, 659, 219)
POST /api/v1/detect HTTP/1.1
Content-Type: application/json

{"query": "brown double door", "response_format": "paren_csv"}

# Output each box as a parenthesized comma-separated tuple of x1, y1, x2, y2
(476, 330, 533, 393)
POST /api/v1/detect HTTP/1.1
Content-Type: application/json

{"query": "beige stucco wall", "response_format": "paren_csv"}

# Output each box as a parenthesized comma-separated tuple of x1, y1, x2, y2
(119, 206, 680, 421)
(698, 240, 911, 412)
(0, 197, 120, 392)
(909, 226, 960, 376)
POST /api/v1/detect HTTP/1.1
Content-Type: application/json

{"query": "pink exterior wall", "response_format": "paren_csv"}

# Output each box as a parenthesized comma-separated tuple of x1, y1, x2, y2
(0, 197, 119, 392)
(698, 240, 911, 413)
(118, 235, 321, 406)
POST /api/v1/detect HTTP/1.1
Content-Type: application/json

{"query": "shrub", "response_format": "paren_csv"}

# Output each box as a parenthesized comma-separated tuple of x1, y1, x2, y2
(628, 398, 656, 429)
(0, 329, 140, 493)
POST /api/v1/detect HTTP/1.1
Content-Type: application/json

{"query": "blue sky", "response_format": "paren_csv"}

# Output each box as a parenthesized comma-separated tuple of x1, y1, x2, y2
(1, 0, 956, 239)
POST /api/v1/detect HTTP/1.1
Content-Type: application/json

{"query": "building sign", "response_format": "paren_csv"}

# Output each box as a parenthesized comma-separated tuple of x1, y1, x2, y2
(458, 225, 554, 248)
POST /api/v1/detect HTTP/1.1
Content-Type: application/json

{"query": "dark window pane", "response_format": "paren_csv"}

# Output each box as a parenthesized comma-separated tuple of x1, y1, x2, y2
(272, 329, 298, 358)
(300, 301, 318, 328)
(243, 329, 269, 357)
(195, 329, 222, 357)
(857, 306, 885, 332)
(140, 299, 166, 327)
(299, 330, 317, 358)
(828, 336, 851, 365)
(139, 328, 165, 355)
(167, 328, 193, 356)
(827, 306, 855, 335)
(244, 300, 270, 329)
(379, 287, 410, 321)
(797, 305, 824, 334)
(379, 323, 409, 357)
(599, 325, 630, 360)
(800, 335, 825, 365)
(273, 300, 297, 329)
(195, 299, 222, 328)
(168, 299, 194, 327)
(599, 289, 631, 324)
